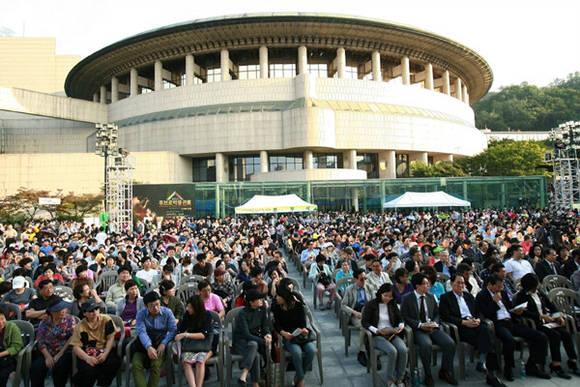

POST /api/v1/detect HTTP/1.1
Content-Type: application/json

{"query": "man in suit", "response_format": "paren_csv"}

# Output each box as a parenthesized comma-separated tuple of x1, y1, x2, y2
(401, 273, 457, 387)
(440, 274, 505, 387)
(535, 248, 562, 282)
(562, 248, 580, 279)
(475, 274, 549, 381)
(341, 268, 374, 366)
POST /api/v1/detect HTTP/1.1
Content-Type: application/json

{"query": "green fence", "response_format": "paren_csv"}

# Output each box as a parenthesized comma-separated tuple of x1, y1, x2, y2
(134, 176, 547, 218)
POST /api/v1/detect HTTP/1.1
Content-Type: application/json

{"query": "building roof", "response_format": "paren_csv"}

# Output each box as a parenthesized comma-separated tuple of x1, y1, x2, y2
(65, 13, 493, 101)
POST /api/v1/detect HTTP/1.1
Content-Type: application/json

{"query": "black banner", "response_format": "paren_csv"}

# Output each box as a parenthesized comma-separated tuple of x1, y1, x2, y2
(133, 184, 196, 217)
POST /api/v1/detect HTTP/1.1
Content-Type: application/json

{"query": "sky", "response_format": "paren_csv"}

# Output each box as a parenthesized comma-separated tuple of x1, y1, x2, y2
(1, 0, 579, 92)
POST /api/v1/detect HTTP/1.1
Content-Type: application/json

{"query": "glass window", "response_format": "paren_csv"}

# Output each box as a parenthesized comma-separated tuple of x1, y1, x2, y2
(238, 65, 260, 80)
(396, 154, 410, 178)
(206, 68, 221, 83)
(313, 153, 343, 169)
(228, 155, 261, 182)
(269, 64, 296, 79)
(163, 80, 176, 89)
(308, 64, 328, 78)
(356, 153, 379, 178)
(269, 154, 303, 171)
(192, 158, 216, 182)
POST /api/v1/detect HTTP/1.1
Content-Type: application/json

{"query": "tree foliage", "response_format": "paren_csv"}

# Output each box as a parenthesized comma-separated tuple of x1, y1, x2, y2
(0, 188, 103, 222)
(411, 161, 466, 177)
(455, 139, 550, 177)
(473, 72, 580, 131)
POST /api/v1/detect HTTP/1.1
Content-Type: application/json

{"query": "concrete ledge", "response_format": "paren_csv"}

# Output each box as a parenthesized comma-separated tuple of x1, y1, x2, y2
(0, 87, 107, 123)
(250, 168, 367, 182)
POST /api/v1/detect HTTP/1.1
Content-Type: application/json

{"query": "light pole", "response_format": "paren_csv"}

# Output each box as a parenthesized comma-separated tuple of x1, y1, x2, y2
(95, 123, 119, 212)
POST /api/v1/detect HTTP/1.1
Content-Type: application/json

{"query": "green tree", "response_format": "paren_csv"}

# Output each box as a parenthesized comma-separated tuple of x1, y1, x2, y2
(411, 161, 465, 177)
(456, 139, 550, 177)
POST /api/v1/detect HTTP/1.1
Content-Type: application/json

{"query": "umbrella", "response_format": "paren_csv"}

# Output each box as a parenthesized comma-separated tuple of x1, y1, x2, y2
(162, 234, 178, 243)
(36, 229, 57, 240)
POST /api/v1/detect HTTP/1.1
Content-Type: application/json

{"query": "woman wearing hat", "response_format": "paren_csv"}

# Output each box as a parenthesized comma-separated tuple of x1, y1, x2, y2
(232, 289, 271, 387)
(1, 276, 36, 310)
(272, 286, 316, 387)
(70, 300, 121, 387)
(31, 297, 76, 387)
(0, 305, 23, 387)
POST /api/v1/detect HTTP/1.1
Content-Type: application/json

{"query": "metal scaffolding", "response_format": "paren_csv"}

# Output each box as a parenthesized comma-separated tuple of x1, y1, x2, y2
(95, 123, 135, 232)
(106, 153, 135, 233)
(550, 121, 580, 208)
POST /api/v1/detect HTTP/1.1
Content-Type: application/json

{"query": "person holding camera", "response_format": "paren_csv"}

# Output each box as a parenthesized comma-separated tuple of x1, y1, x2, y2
(308, 254, 336, 310)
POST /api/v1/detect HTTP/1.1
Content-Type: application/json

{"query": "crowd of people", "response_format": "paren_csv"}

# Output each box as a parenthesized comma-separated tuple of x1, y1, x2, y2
(0, 207, 578, 387)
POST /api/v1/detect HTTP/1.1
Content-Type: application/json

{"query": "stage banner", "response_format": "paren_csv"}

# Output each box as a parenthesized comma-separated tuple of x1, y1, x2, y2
(133, 184, 196, 218)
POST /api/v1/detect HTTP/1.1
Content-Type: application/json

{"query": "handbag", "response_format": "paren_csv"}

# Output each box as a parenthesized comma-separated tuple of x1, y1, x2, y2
(180, 332, 214, 353)
(290, 329, 316, 345)
(318, 273, 331, 286)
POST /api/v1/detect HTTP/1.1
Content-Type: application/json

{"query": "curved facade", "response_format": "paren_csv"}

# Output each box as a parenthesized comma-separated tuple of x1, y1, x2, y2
(65, 13, 493, 183)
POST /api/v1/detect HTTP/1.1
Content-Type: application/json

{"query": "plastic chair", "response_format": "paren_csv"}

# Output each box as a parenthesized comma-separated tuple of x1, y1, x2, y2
(171, 310, 223, 387)
(278, 306, 323, 386)
(8, 320, 34, 387)
(335, 277, 355, 322)
(548, 287, 580, 353)
(176, 283, 199, 306)
(182, 274, 204, 284)
(224, 307, 244, 387)
(543, 275, 574, 292)
(124, 336, 173, 387)
(362, 324, 413, 387)
(96, 271, 119, 296)
(0, 303, 22, 320)
(54, 285, 74, 302)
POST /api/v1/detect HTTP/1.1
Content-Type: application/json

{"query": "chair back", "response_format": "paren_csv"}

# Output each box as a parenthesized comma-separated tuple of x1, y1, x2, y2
(176, 282, 199, 305)
(436, 272, 450, 284)
(224, 307, 244, 343)
(285, 277, 301, 292)
(12, 320, 34, 346)
(548, 287, 580, 315)
(182, 274, 204, 284)
(0, 303, 22, 320)
(543, 274, 573, 292)
(96, 271, 119, 294)
(54, 285, 74, 302)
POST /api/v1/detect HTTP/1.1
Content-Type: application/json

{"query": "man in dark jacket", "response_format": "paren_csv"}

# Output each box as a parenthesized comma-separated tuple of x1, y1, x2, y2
(562, 248, 580, 279)
(440, 274, 504, 387)
(475, 274, 549, 381)
(401, 273, 457, 387)
(535, 248, 562, 282)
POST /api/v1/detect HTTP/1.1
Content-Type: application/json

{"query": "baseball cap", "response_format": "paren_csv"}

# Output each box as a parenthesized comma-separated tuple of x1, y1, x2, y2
(81, 300, 101, 313)
(12, 276, 26, 289)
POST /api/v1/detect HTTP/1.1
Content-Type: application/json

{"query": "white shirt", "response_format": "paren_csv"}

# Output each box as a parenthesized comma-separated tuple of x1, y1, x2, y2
(136, 268, 158, 284)
(504, 258, 533, 281)
(453, 291, 472, 319)
(489, 289, 510, 320)
(530, 292, 543, 314)
(369, 303, 393, 334)
(415, 291, 431, 323)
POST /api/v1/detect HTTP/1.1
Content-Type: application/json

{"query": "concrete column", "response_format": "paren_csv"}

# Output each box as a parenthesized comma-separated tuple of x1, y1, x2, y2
(220, 49, 230, 81)
(442, 70, 450, 95)
(336, 47, 346, 79)
(298, 46, 307, 75)
(99, 86, 106, 104)
(343, 150, 357, 169)
(259, 151, 268, 173)
(462, 85, 469, 104)
(215, 153, 228, 183)
(185, 54, 195, 86)
(379, 150, 396, 179)
(411, 152, 429, 164)
(454, 77, 462, 99)
(259, 46, 268, 79)
(111, 76, 119, 103)
(154, 60, 163, 91)
(130, 68, 138, 97)
(92, 93, 98, 102)
(401, 56, 410, 85)
(425, 63, 434, 90)
(303, 150, 313, 169)
(371, 51, 381, 81)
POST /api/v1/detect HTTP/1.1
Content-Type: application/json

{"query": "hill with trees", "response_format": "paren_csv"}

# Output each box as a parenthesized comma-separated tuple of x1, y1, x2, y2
(473, 71, 580, 131)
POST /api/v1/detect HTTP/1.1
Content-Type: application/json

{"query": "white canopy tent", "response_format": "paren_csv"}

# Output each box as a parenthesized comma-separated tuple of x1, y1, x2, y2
(383, 191, 471, 208)
(235, 194, 317, 214)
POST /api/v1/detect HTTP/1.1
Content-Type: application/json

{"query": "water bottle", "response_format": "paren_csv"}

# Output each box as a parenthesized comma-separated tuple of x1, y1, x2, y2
(520, 360, 526, 378)
(418, 366, 424, 385)
(413, 367, 420, 386)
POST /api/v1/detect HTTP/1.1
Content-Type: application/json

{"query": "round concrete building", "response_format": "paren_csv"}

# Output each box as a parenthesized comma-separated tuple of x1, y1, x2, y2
(65, 13, 492, 183)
